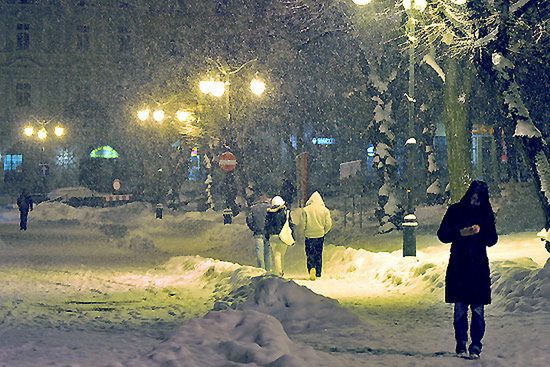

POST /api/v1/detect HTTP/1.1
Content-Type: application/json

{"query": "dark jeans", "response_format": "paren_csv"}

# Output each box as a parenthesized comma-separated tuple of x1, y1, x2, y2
(454, 302, 485, 354)
(305, 237, 324, 277)
(20, 211, 28, 230)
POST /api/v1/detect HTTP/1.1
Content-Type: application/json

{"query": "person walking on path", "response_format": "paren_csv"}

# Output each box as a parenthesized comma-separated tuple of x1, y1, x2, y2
(437, 180, 498, 360)
(264, 196, 293, 276)
(301, 191, 332, 281)
(246, 195, 271, 270)
(16, 190, 33, 231)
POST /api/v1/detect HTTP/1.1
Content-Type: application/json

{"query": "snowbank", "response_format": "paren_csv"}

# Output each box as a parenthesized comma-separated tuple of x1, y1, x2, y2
(32, 201, 152, 224)
(118, 310, 338, 367)
(492, 258, 550, 312)
(214, 276, 359, 333)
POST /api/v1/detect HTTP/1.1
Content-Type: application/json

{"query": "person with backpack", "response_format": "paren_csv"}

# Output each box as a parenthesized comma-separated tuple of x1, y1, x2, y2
(16, 190, 33, 231)
(437, 180, 498, 360)
(301, 191, 332, 281)
(246, 195, 271, 270)
(264, 196, 294, 276)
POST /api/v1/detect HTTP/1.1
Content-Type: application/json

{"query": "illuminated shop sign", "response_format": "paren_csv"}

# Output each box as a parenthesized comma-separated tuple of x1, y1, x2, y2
(312, 137, 336, 145)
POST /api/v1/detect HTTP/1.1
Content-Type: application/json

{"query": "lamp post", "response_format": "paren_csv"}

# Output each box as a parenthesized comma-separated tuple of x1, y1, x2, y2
(22, 119, 66, 194)
(200, 60, 266, 214)
(401, 0, 426, 256)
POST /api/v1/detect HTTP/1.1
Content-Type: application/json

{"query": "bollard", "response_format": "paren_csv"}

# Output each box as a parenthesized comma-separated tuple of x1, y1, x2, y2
(156, 203, 163, 219)
(223, 207, 233, 225)
(403, 213, 417, 256)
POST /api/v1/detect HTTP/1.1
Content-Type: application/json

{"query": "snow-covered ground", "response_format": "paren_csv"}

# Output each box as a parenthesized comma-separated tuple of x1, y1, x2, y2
(0, 198, 548, 366)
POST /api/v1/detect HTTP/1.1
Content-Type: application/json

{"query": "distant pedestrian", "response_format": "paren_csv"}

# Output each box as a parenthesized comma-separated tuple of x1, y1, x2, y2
(280, 175, 296, 209)
(301, 191, 332, 281)
(264, 196, 294, 276)
(16, 190, 33, 231)
(246, 195, 271, 270)
(437, 180, 498, 360)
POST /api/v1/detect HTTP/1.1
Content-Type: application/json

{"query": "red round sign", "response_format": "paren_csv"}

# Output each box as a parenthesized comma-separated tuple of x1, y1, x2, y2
(219, 152, 237, 172)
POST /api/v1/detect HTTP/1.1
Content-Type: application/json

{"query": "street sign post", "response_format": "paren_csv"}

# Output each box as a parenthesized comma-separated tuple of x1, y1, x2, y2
(218, 151, 237, 173)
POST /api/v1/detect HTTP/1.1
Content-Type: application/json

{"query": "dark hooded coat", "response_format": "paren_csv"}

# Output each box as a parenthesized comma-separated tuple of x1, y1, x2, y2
(437, 181, 498, 305)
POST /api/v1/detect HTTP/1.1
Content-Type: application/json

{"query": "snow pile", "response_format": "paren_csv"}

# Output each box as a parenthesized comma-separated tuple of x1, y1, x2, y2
(492, 258, 550, 312)
(32, 201, 152, 224)
(115, 255, 264, 292)
(48, 186, 99, 200)
(316, 245, 445, 295)
(118, 309, 338, 367)
(214, 276, 359, 333)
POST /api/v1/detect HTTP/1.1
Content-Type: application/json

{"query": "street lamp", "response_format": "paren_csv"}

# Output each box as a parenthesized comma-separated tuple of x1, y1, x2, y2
(137, 109, 150, 121)
(250, 78, 266, 96)
(152, 109, 166, 123)
(402, 0, 427, 257)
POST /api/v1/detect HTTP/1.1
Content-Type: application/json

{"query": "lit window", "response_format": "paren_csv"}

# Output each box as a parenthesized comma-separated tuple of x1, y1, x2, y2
(117, 26, 131, 52)
(56, 149, 76, 168)
(16, 23, 30, 50)
(16, 83, 31, 107)
(76, 25, 90, 51)
(4, 154, 23, 171)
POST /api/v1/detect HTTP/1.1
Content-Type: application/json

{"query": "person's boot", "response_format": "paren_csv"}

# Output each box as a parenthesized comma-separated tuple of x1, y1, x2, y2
(309, 268, 316, 281)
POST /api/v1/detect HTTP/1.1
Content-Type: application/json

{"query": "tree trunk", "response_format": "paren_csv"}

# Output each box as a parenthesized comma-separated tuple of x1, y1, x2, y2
(443, 57, 472, 203)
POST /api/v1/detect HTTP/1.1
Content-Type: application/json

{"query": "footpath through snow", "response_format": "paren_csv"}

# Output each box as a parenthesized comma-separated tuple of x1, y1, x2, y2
(0, 199, 548, 366)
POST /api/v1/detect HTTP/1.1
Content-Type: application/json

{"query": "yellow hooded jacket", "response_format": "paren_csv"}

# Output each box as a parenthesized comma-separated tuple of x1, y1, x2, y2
(301, 191, 332, 239)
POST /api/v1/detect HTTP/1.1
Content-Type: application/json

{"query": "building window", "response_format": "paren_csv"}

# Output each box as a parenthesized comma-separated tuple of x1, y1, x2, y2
(117, 26, 131, 52)
(56, 149, 76, 168)
(76, 25, 90, 51)
(16, 23, 30, 50)
(16, 83, 31, 107)
(4, 154, 23, 172)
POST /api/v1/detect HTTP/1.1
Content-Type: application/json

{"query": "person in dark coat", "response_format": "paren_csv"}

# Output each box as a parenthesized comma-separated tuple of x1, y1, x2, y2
(246, 195, 271, 270)
(16, 190, 33, 231)
(280, 175, 296, 209)
(437, 180, 498, 359)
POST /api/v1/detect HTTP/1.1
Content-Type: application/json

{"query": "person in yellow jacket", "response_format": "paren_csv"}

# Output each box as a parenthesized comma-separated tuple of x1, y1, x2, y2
(301, 191, 332, 280)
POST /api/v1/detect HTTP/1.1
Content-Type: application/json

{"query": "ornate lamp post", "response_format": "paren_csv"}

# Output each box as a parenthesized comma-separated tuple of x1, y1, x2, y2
(401, 0, 427, 256)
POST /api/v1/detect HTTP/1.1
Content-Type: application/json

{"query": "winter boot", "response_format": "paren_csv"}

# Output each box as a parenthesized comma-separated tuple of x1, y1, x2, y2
(309, 268, 316, 281)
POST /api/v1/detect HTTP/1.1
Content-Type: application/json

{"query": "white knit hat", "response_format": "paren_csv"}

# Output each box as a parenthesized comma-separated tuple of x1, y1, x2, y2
(271, 196, 285, 206)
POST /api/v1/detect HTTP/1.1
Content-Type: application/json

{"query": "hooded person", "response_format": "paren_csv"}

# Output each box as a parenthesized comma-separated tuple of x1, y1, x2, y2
(301, 191, 332, 281)
(264, 196, 294, 276)
(437, 180, 498, 360)
(16, 190, 33, 231)
(246, 195, 272, 270)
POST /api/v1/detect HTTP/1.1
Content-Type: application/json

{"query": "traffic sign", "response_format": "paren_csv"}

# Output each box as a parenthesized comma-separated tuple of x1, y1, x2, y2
(112, 179, 121, 191)
(219, 151, 237, 172)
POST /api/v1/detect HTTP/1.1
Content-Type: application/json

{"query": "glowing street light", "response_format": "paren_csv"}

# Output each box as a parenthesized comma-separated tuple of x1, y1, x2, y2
(37, 128, 48, 140)
(176, 110, 194, 122)
(137, 109, 150, 121)
(199, 80, 214, 95)
(250, 78, 266, 96)
(152, 109, 165, 122)
(54, 126, 65, 137)
(24, 126, 34, 137)
(210, 81, 226, 98)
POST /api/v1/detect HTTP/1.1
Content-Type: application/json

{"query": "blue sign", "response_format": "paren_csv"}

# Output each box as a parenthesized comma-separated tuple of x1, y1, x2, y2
(312, 137, 336, 145)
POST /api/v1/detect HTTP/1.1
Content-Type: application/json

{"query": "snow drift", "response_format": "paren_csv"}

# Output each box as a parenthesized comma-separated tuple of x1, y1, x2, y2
(117, 309, 338, 367)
